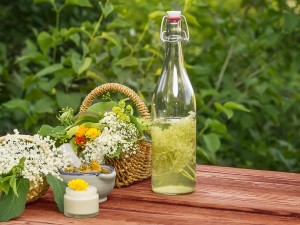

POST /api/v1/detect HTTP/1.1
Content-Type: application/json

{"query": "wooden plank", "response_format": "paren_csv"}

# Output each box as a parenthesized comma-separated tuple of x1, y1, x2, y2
(2, 165, 300, 224)
(199, 166, 300, 186)
(4, 195, 300, 225)
(107, 166, 300, 217)
(5, 194, 300, 225)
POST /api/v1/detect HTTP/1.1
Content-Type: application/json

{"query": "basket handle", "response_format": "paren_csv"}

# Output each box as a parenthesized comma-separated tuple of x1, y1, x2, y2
(79, 83, 151, 120)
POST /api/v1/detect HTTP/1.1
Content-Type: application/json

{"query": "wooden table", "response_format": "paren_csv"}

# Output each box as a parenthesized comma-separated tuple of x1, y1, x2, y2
(4, 165, 300, 225)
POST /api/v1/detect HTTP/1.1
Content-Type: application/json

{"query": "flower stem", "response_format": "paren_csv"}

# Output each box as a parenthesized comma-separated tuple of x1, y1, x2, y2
(88, 0, 108, 48)
(181, 169, 195, 182)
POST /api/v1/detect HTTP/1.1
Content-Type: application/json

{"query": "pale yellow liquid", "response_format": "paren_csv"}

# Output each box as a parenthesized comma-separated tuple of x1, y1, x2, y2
(151, 117, 196, 195)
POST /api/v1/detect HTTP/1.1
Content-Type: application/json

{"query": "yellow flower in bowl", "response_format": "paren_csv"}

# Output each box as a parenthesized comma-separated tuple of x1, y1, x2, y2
(90, 160, 102, 171)
(68, 179, 89, 191)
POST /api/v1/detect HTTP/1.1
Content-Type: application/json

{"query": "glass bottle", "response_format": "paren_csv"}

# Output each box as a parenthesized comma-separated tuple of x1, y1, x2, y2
(151, 11, 196, 195)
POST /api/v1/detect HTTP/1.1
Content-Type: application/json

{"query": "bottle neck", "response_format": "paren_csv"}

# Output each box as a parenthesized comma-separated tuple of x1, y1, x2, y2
(164, 19, 184, 67)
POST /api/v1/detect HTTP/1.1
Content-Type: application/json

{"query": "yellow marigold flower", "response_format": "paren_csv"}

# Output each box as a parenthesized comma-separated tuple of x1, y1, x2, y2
(68, 179, 89, 191)
(85, 128, 101, 141)
(76, 125, 88, 137)
(90, 159, 102, 171)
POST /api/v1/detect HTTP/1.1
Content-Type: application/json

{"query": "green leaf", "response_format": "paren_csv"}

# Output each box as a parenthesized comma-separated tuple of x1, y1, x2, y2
(77, 57, 92, 75)
(12, 158, 26, 174)
(38, 125, 66, 138)
(35, 63, 64, 78)
(86, 71, 106, 82)
(0, 178, 29, 222)
(197, 147, 216, 164)
(0, 158, 25, 197)
(74, 111, 99, 119)
(2, 176, 11, 182)
(128, 115, 151, 136)
(66, 126, 78, 138)
(224, 101, 251, 112)
(9, 175, 17, 197)
(73, 111, 99, 124)
(99, 2, 114, 18)
(87, 101, 117, 114)
(71, 52, 82, 73)
(203, 133, 221, 154)
(0, 178, 10, 195)
(73, 116, 99, 126)
(3, 99, 29, 113)
(65, 0, 92, 7)
(65, 27, 91, 39)
(136, 118, 151, 131)
(69, 33, 80, 46)
(15, 52, 44, 63)
(33, 96, 55, 114)
(148, 10, 165, 19)
(23, 75, 38, 90)
(110, 45, 121, 59)
(185, 13, 200, 27)
(214, 102, 234, 119)
(46, 175, 67, 213)
(82, 42, 89, 56)
(37, 31, 53, 54)
(115, 56, 138, 68)
(101, 32, 120, 46)
(34, 0, 54, 3)
(81, 122, 103, 130)
(128, 114, 143, 136)
(284, 12, 299, 33)
(38, 78, 58, 92)
(108, 18, 132, 29)
(56, 91, 82, 110)
(208, 119, 228, 136)
(64, 27, 79, 38)
(143, 45, 163, 59)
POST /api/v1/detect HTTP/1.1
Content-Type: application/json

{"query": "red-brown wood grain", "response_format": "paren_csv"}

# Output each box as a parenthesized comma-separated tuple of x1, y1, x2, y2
(3, 165, 300, 225)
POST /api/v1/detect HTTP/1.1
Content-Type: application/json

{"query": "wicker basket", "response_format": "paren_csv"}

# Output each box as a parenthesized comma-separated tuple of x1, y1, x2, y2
(0, 135, 49, 203)
(80, 83, 152, 187)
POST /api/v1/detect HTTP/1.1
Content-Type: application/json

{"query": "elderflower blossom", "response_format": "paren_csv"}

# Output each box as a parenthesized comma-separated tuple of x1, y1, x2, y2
(82, 112, 139, 163)
(0, 130, 71, 187)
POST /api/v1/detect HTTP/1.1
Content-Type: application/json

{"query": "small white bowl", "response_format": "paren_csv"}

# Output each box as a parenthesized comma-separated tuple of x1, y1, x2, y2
(60, 164, 116, 203)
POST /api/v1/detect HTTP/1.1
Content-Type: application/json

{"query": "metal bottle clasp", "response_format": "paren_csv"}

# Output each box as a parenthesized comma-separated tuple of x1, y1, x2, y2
(160, 15, 189, 43)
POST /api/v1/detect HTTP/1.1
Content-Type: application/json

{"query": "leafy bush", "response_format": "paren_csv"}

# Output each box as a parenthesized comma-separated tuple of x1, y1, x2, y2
(1, 0, 300, 172)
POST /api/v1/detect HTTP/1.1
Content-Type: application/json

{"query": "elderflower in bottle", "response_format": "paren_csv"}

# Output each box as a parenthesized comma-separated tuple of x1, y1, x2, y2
(151, 11, 196, 195)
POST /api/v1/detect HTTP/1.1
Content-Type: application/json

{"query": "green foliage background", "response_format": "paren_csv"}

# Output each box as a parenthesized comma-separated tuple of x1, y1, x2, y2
(1, 0, 300, 172)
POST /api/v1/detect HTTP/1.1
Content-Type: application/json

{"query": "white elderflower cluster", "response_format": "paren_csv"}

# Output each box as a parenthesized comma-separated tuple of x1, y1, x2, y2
(0, 130, 70, 186)
(82, 112, 139, 163)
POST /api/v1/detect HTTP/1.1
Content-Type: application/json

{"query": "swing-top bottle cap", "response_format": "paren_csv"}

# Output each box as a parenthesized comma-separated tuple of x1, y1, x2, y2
(167, 11, 181, 21)
(160, 11, 189, 42)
